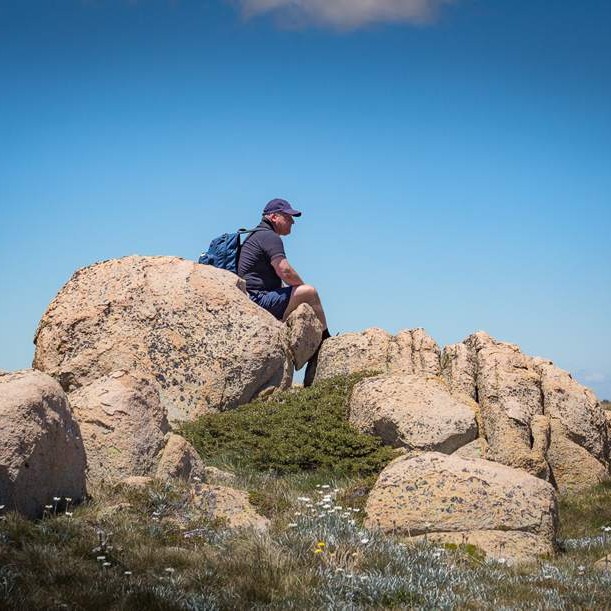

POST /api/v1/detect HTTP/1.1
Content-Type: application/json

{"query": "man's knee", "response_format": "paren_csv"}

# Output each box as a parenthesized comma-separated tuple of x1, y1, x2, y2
(294, 284, 318, 301)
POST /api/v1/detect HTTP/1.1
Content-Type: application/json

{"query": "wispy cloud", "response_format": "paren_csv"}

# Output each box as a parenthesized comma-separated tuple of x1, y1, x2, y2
(574, 369, 611, 401)
(235, 0, 457, 30)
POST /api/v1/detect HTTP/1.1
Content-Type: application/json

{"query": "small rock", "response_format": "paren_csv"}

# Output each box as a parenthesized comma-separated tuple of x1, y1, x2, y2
(190, 483, 269, 531)
(118, 476, 153, 490)
(156, 434, 206, 482)
(594, 554, 611, 572)
(203, 466, 237, 486)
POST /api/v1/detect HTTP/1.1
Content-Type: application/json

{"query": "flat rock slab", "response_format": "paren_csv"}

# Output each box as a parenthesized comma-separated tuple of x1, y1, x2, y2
(365, 452, 557, 563)
(349, 374, 477, 453)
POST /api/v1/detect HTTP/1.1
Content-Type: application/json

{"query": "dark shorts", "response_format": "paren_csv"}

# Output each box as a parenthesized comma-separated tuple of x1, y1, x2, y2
(248, 286, 293, 320)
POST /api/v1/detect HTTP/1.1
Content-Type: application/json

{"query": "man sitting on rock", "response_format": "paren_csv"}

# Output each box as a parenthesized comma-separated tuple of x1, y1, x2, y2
(237, 198, 330, 385)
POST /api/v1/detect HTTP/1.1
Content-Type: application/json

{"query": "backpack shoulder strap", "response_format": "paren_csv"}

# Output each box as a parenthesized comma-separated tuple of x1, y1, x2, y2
(237, 227, 266, 235)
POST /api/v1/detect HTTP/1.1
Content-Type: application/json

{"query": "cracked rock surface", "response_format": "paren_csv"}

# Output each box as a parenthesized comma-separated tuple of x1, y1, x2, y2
(441, 332, 609, 492)
(313, 327, 441, 381)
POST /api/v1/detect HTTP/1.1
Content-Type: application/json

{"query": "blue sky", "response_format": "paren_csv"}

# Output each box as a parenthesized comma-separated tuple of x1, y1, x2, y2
(1, 0, 610, 398)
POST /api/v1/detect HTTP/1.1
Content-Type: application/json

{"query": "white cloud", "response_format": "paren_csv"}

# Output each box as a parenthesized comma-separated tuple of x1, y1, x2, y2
(236, 0, 457, 29)
(575, 369, 609, 385)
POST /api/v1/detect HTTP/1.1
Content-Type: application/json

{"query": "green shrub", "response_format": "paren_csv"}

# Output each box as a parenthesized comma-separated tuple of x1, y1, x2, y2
(180, 373, 399, 476)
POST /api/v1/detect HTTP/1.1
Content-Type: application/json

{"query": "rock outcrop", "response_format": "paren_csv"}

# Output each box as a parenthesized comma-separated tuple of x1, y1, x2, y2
(284, 304, 324, 370)
(68, 371, 169, 485)
(349, 374, 478, 453)
(313, 327, 441, 382)
(0, 370, 87, 518)
(442, 332, 609, 492)
(365, 452, 557, 563)
(33, 256, 303, 421)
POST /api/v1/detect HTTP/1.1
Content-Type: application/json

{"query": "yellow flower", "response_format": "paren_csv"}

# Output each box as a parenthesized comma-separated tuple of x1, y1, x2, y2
(316, 541, 326, 548)
(314, 548, 323, 554)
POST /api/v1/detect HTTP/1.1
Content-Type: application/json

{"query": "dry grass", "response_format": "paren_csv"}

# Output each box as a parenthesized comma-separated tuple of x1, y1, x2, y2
(1, 475, 611, 609)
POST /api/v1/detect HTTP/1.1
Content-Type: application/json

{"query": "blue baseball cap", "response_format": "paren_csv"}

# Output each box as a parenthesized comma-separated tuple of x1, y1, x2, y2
(263, 198, 302, 217)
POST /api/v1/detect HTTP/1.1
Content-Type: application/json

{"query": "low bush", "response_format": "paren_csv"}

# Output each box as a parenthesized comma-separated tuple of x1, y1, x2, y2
(180, 373, 399, 476)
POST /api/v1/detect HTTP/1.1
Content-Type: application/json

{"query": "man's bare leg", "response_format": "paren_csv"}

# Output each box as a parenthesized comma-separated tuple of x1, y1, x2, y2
(281, 285, 331, 386)
(282, 284, 327, 330)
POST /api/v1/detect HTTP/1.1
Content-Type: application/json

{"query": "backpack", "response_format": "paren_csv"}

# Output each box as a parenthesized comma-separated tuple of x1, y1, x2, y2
(197, 228, 263, 274)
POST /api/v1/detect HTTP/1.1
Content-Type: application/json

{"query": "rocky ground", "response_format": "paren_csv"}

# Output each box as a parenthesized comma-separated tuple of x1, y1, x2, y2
(1, 255, 610, 608)
(1, 378, 611, 609)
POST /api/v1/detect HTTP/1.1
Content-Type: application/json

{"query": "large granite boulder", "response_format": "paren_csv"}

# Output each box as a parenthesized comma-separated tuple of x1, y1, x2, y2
(442, 332, 609, 491)
(349, 374, 478, 453)
(0, 370, 87, 518)
(33, 256, 298, 421)
(365, 452, 557, 563)
(313, 327, 441, 382)
(68, 370, 169, 485)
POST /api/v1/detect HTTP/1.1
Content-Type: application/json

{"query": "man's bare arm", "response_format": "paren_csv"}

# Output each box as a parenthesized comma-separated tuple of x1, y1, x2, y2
(271, 257, 304, 287)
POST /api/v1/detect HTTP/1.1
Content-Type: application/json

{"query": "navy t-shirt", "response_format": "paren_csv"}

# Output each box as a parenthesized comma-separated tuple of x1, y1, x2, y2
(237, 218, 286, 292)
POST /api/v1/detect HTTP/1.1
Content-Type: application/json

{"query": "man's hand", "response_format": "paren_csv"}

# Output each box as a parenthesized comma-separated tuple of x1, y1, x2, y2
(272, 257, 304, 287)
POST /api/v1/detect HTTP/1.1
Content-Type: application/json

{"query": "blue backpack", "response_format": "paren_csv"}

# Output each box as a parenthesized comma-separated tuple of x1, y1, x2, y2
(198, 227, 262, 274)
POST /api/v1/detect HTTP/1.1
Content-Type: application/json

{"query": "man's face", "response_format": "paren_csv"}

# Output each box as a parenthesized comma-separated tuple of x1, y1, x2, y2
(270, 212, 295, 236)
